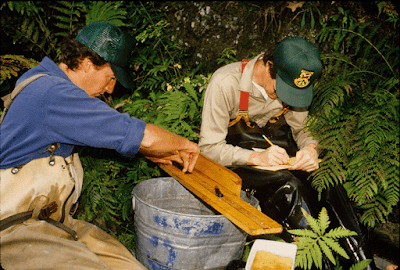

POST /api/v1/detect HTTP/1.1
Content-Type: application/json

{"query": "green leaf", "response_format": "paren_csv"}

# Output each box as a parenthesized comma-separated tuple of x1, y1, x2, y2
(86, 1, 127, 26)
(287, 228, 318, 238)
(302, 208, 321, 235)
(183, 82, 198, 102)
(322, 236, 350, 259)
(188, 102, 196, 120)
(310, 10, 315, 29)
(324, 227, 357, 239)
(318, 207, 330, 235)
(301, 11, 306, 29)
(318, 238, 336, 264)
(349, 259, 373, 270)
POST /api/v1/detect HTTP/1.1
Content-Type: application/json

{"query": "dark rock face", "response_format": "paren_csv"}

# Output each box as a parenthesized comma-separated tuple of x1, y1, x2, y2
(159, 1, 317, 73)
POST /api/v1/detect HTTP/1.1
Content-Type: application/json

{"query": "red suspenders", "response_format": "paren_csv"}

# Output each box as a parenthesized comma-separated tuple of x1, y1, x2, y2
(239, 59, 250, 111)
(228, 59, 253, 128)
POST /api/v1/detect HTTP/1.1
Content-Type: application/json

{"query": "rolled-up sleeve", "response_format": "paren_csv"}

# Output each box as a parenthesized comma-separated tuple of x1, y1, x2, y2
(43, 78, 147, 157)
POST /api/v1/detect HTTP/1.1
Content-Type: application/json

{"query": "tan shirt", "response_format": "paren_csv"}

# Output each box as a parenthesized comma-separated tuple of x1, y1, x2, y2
(199, 54, 319, 166)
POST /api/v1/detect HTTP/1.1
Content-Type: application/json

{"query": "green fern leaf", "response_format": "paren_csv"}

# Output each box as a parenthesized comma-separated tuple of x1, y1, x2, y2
(302, 208, 322, 235)
(290, 208, 361, 269)
(288, 229, 318, 238)
(349, 259, 373, 270)
(322, 236, 350, 259)
(318, 207, 330, 235)
(312, 243, 324, 269)
(86, 1, 127, 26)
(318, 238, 336, 264)
(0, 55, 39, 85)
(324, 227, 358, 239)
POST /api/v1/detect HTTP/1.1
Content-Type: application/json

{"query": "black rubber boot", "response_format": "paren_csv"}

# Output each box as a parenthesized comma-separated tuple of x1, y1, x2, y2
(320, 185, 378, 270)
(294, 170, 378, 269)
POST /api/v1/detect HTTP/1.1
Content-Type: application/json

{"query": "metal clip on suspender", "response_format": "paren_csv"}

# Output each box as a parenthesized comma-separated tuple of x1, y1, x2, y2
(46, 143, 61, 166)
(228, 59, 254, 128)
(10, 143, 60, 174)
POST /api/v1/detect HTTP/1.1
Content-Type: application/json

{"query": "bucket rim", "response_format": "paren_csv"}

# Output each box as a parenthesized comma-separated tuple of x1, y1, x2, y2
(132, 190, 228, 219)
(132, 177, 245, 219)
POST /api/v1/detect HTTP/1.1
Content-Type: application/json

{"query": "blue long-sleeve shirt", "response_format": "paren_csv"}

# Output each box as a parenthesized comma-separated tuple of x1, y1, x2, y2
(0, 57, 146, 169)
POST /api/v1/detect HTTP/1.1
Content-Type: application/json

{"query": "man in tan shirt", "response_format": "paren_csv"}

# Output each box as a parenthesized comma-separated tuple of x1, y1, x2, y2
(199, 36, 378, 270)
(200, 36, 321, 171)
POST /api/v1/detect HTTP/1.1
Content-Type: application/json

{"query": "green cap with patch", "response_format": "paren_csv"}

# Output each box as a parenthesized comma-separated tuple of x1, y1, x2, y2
(76, 22, 134, 89)
(273, 36, 322, 108)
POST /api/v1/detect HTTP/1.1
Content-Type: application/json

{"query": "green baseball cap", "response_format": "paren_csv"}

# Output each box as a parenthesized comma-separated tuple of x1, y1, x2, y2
(76, 22, 134, 89)
(273, 36, 322, 108)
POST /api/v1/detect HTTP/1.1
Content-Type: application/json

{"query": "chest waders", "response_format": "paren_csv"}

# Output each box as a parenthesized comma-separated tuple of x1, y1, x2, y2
(0, 75, 147, 270)
(225, 61, 378, 270)
(1, 74, 80, 239)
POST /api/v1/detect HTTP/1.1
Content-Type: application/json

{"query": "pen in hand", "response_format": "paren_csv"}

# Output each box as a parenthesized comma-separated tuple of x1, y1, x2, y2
(261, 134, 295, 167)
(262, 134, 274, 147)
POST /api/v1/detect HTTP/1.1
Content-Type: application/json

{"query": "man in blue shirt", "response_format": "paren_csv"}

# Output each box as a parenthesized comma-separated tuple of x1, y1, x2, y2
(0, 22, 199, 269)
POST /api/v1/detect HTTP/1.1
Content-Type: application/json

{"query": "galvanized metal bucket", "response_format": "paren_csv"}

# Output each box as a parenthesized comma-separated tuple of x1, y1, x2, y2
(132, 177, 258, 270)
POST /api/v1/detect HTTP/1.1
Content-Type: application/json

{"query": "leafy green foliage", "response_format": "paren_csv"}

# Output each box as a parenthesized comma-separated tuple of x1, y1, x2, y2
(51, 1, 87, 38)
(288, 208, 360, 269)
(77, 149, 161, 224)
(85, 1, 126, 26)
(0, 55, 39, 85)
(0, 1, 87, 59)
(119, 74, 210, 141)
(348, 259, 374, 270)
(126, 2, 192, 94)
(307, 16, 399, 228)
(217, 47, 239, 65)
(300, 2, 322, 29)
(76, 148, 161, 250)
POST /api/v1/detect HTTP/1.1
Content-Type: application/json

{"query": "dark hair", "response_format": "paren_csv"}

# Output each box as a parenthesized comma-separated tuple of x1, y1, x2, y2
(261, 47, 277, 79)
(58, 25, 107, 70)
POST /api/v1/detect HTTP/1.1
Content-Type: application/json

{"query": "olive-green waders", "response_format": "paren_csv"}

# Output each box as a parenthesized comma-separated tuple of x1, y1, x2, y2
(0, 154, 146, 270)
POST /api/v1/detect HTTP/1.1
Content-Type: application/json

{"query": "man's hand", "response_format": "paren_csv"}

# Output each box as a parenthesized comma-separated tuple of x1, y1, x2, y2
(290, 144, 319, 172)
(145, 149, 199, 173)
(140, 124, 200, 173)
(248, 145, 290, 167)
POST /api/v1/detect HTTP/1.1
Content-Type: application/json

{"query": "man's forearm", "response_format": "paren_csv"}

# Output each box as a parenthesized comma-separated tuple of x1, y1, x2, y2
(139, 124, 195, 156)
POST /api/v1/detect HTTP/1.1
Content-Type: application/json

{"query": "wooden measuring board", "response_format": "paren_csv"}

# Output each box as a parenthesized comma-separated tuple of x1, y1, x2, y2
(160, 153, 283, 236)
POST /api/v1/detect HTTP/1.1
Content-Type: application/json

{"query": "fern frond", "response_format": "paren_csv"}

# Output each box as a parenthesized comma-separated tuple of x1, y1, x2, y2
(50, 2, 86, 39)
(311, 165, 346, 194)
(318, 238, 336, 264)
(295, 236, 318, 249)
(322, 236, 350, 259)
(349, 259, 373, 270)
(294, 239, 321, 270)
(86, 1, 127, 26)
(318, 208, 330, 235)
(312, 243, 324, 269)
(324, 227, 358, 239)
(287, 229, 318, 238)
(289, 208, 362, 269)
(302, 207, 322, 235)
(0, 55, 39, 85)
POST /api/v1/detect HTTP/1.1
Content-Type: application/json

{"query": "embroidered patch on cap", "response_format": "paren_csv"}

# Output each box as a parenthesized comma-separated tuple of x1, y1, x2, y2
(294, 69, 314, 88)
